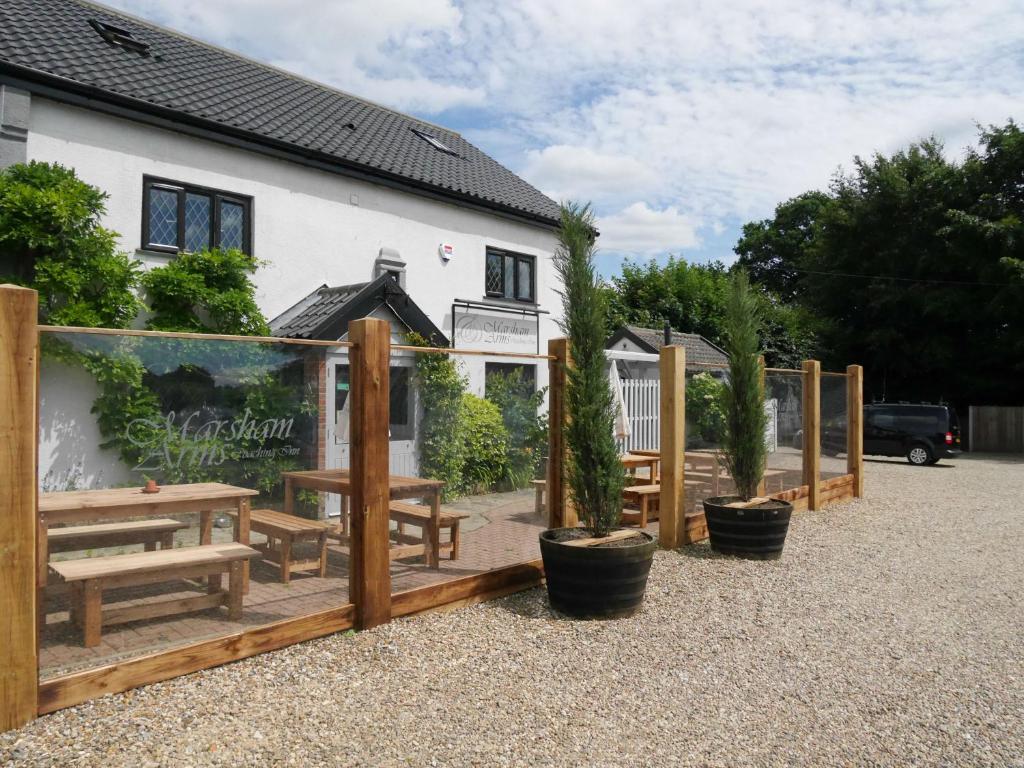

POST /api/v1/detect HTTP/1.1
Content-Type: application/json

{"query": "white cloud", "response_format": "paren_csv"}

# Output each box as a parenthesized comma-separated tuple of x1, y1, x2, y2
(107, 0, 1024, 261)
(520, 146, 659, 207)
(596, 203, 699, 255)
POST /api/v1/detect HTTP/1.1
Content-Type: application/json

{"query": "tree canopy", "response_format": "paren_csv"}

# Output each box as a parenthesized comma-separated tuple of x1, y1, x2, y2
(735, 121, 1024, 407)
(603, 256, 817, 368)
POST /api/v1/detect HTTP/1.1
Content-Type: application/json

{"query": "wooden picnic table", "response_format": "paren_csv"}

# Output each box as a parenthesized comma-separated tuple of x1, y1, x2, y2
(37, 482, 260, 622)
(621, 453, 659, 481)
(280, 469, 447, 568)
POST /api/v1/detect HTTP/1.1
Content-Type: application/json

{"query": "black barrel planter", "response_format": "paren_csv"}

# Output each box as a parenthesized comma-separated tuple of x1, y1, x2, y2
(702, 497, 793, 560)
(539, 528, 657, 618)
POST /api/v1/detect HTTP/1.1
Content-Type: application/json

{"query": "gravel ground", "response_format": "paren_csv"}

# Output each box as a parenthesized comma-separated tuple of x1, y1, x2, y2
(4, 454, 1023, 767)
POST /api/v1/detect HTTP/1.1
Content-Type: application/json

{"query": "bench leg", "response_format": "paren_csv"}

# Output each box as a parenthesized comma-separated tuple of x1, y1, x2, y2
(318, 531, 328, 577)
(227, 561, 244, 620)
(160, 531, 175, 550)
(69, 582, 83, 628)
(207, 573, 223, 594)
(450, 521, 461, 561)
(144, 540, 156, 552)
(280, 537, 292, 584)
(640, 497, 649, 529)
(535, 485, 544, 516)
(83, 580, 102, 648)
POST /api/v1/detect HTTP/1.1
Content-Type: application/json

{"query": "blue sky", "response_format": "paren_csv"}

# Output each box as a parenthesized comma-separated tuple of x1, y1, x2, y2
(106, 0, 1023, 278)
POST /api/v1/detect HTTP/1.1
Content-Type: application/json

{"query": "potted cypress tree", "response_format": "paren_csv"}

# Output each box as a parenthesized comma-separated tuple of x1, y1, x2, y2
(703, 270, 793, 559)
(539, 202, 657, 618)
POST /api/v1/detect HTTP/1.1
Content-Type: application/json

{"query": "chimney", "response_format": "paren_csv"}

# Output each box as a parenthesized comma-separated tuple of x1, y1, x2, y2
(663, 321, 672, 347)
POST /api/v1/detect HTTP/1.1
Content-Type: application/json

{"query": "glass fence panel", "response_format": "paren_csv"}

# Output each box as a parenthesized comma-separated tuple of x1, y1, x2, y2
(38, 331, 349, 679)
(820, 373, 850, 481)
(684, 366, 734, 514)
(764, 372, 805, 494)
(386, 347, 549, 596)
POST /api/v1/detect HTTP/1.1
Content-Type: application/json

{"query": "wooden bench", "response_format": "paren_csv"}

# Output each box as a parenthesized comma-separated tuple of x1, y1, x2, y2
(228, 508, 330, 584)
(622, 484, 661, 528)
(47, 519, 187, 555)
(531, 479, 546, 516)
(389, 501, 469, 566)
(50, 543, 260, 647)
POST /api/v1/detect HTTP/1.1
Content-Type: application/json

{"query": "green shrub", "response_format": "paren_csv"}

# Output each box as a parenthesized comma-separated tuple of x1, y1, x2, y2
(485, 368, 548, 489)
(686, 372, 726, 444)
(459, 394, 509, 494)
(409, 333, 468, 500)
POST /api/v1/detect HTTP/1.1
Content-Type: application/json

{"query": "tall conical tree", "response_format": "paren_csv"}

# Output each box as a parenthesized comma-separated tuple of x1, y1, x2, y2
(720, 269, 768, 500)
(553, 202, 624, 536)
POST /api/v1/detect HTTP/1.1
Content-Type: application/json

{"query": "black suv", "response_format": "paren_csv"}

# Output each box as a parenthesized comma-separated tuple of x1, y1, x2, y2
(864, 403, 961, 465)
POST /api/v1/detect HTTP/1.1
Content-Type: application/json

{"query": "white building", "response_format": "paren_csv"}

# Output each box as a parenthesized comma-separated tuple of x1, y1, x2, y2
(0, 0, 562, 489)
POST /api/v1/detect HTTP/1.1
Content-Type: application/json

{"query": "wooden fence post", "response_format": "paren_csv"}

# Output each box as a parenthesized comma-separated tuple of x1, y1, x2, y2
(546, 338, 575, 528)
(349, 318, 391, 629)
(658, 346, 685, 548)
(0, 284, 38, 732)
(802, 359, 821, 510)
(846, 364, 864, 498)
(757, 355, 767, 497)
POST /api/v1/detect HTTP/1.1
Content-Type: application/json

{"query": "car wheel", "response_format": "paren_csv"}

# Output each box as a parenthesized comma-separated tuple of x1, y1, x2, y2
(907, 444, 932, 466)
(926, 457, 940, 465)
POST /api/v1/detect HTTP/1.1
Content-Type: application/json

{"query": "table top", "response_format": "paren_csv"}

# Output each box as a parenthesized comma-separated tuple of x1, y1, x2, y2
(621, 454, 659, 467)
(281, 468, 444, 495)
(39, 482, 259, 515)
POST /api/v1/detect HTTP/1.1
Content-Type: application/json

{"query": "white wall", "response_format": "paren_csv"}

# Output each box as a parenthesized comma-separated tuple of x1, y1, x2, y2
(26, 98, 560, 331)
(27, 97, 560, 487)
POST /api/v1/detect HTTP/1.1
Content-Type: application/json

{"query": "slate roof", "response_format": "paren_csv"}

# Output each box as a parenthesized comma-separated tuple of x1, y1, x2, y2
(607, 325, 729, 367)
(271, 275, 448, 344)
(0, 0, 560, 227)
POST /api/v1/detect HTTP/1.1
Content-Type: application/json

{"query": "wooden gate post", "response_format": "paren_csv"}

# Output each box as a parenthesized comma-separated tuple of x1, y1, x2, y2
(0, 284, 38, 732)
(546, 338, 575, 528)
(658, 345, 685, 548)
(802, 359, 821, 510)
(846, 364, 864, 498)
(757, 355, 767, 498)
(349, 318, 391, 629)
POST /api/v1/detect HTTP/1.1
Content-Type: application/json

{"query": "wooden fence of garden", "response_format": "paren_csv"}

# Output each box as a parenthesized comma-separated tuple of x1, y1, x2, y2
(0, 284, 863, 731)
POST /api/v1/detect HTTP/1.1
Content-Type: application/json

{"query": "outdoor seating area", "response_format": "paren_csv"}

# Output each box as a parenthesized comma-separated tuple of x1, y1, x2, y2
(4, 296, 860, 726)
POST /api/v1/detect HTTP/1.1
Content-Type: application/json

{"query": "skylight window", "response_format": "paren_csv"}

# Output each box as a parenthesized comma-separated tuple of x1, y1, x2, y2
(88, 19, 151, 56)
(411, 128, 459, 156)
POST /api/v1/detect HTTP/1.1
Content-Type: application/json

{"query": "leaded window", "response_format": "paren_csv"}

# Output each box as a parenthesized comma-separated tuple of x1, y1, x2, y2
(143, 177, 252, 255)
(485, 248, 535, 303)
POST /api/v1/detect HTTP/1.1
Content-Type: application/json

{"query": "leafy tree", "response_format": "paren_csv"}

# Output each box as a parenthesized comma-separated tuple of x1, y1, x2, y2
(735, 192, 830, 302)
(0, 161, 142, 327)
(603, 256, 817, 367)
(555, 201, 624, 536)
(735, 124, 1024, 407)
(686, 372, 726, 445)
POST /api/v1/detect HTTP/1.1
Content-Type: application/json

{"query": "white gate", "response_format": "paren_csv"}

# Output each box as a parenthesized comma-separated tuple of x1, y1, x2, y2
(617, 378, 661, 453)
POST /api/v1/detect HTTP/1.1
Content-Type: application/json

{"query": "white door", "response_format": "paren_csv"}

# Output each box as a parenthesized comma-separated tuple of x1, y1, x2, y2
(324, 352, 419, 519)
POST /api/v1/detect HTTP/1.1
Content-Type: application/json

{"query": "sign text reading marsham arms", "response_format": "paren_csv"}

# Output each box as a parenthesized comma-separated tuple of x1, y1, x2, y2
(126, 409, 299, 471)
(455, 311, 537, 353)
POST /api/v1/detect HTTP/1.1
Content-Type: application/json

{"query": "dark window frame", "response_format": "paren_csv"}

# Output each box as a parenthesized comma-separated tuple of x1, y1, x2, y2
(485, 247, 536, 303)
(142, 176, 253, 256)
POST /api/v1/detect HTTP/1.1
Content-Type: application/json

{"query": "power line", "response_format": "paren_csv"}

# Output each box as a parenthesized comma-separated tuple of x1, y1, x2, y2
(790, 266, 1019, 287)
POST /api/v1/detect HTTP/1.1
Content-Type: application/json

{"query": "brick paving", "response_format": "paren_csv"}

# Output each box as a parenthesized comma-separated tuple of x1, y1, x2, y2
(39, 488, 549, 679)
